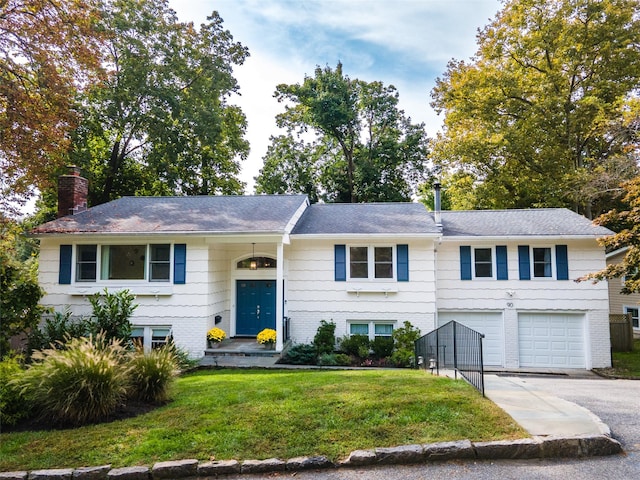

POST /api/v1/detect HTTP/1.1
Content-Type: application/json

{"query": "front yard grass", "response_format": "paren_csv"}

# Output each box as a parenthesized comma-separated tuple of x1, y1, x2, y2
(0, 369, 525, 471)
(597, 339, 640, 378)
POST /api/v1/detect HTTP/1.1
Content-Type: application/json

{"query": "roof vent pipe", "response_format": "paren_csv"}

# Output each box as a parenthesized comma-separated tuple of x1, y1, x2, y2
(434, 182, 442, 226)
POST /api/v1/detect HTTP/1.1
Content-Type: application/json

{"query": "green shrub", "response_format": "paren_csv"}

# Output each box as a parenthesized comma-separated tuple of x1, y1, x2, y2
(338, 335, 370, 358)
(0, 354, 31, 426)
(27, 308, 90, 355)
(128, 346, 178, 403)
(317, 353, 338, 366)
(87, 289, 137, 344)
(313, 320, 336, 356)
(334, 353, 352, 366)
(15, 334, 131, 425)
(280, 343, 317, 365)
(391, 349, 416, 368)
(391, 321, 421, 367)
(393, 321, 421, 350)
(370, 336, 394, 359)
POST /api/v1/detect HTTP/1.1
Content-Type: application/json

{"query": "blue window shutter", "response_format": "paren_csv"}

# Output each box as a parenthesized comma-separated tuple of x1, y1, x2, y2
(335, 245, 346, 281)
(496, 245, 508, 280)
(397, 244, 409, 282)
(59, 245, 72, 285)
(556, 245, 569, 280)
(518, 246, 531, 280)
(460, 246, 472, 280)
(174, 244, 186, 284)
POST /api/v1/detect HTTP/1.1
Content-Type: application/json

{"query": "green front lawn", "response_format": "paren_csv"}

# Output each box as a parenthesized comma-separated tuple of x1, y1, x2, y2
(0, 369, 524, 471)
(600, 339, 640, 378)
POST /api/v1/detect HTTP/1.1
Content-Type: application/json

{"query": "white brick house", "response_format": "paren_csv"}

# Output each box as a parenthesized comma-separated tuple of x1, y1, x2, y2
(31, 171, 613, 369)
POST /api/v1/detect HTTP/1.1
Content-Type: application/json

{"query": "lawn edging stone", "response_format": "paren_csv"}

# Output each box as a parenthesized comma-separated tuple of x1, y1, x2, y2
(0, 434, 624, 479)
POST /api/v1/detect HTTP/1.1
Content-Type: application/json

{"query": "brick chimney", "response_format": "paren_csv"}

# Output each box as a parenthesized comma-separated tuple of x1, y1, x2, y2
(57, 166, 88, 218)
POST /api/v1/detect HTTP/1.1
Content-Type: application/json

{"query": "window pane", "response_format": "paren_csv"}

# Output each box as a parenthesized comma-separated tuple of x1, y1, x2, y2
(151, 328, 171, 349)
(350, 324, 369, 335)
(474, 248, 492, 278)
(350, 247, 368, 278)
(375, 263, 393, 278)
(104, 245, 146, 280)
(150, 244, 170, 281)
(374, 324, 393, 336)
(76, 245, 97, 282)
(375, 247, 392, 263)
(374, 247, 393, 279)
(533, 248, 552, 277)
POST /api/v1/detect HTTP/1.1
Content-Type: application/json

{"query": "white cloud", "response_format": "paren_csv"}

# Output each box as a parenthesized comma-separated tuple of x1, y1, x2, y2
(169, 0, 501, 191)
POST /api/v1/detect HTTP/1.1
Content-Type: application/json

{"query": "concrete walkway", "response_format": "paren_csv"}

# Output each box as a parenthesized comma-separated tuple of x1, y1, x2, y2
(484, 374, 610, 437)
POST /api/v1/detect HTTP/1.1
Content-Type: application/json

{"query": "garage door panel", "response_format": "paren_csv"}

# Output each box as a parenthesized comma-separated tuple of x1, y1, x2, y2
(518, 313, 585, 368)
(438, 312, 503, 366)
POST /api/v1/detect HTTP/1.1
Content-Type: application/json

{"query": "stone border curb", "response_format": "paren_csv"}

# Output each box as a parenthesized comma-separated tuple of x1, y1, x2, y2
(0, 435, 622, 479)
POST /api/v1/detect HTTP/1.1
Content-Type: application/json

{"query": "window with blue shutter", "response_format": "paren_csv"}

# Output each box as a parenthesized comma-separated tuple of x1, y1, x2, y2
(59, 245, 72, 285)
(397, 244, 409, 282)
(460, 246, 472, 280)
(173, 244, 186, 284)
(335, 245, 346, 281)
(496, 245, 508, 280)
(556, 245, 569, 280)
(518, 245, 531, 280)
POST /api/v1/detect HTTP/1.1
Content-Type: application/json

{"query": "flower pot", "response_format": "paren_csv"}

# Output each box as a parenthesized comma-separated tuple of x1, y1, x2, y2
(208, 340, 222, 349)
(263, 342, 275, 350)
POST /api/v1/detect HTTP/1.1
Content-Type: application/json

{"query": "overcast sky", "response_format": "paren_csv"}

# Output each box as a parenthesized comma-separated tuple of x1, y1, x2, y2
(167, 0, 501, 191)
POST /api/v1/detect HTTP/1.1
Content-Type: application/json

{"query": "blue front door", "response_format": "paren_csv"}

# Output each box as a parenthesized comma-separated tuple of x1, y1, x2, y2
(236, 280, 276, 336)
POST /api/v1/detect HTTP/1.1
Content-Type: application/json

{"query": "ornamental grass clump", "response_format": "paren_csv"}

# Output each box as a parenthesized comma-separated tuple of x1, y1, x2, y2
(128, 345, 179, 403)
(13, 333, 130, 426)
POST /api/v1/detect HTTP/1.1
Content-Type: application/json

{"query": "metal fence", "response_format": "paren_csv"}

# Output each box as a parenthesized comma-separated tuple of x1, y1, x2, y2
(415, 320, 485, 396)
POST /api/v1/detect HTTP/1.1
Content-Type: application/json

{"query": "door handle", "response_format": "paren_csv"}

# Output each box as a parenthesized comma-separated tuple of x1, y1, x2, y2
(256, 305, 260, 316)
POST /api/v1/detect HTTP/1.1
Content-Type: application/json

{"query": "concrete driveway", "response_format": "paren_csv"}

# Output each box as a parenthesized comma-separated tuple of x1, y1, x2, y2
(231, 374, 640, 480)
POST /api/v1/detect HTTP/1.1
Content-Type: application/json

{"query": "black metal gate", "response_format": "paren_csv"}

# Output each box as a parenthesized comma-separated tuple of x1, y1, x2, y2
(415, 320, 485, 396)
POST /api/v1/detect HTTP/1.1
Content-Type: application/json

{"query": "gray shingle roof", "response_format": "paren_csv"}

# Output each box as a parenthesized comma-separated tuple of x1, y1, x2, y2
(291, 203, 439, 235)
(439, 208, 613, 237)
(32, 195, 309, 235)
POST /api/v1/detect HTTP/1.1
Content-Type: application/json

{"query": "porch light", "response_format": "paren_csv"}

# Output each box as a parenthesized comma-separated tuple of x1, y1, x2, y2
(250, 243, 257, 270)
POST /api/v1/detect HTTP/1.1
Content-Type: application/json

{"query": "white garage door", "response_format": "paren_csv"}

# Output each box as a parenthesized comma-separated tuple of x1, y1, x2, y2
(438, 312, 503, 366)
(518, 313, 585, 368)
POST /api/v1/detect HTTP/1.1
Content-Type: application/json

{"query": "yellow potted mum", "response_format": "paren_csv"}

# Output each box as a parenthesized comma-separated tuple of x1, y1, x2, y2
(207, 327, 226, 348)
(257, 328, 277, 349)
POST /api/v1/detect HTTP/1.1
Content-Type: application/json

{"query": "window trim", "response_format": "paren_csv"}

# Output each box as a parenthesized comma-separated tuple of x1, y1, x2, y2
(472, 246, 494, 279)
(131, 325, 173, 352)
(346, 245, 396, 281)
(531, 246, 554, 279)
(348, 320, 396, 341)
(72, 243, 174, 284)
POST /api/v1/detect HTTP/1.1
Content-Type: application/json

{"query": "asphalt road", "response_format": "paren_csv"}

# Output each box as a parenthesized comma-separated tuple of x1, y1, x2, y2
(229, 375, 640, 480)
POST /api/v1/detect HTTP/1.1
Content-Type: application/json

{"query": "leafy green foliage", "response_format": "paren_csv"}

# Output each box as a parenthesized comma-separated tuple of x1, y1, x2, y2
(391, 321, 421, 367)
(280, 343, 317, 365)
(0, 223, 45, 357)
(26, 308, 90, 355)
(317, 353, 352, 366)
(257, 63, 430, 203)
(60, 0, 250, 206)
(0, 355, 30, 426)
(370, 336, 395, 359)
(87, 289, 137, 344)
(128, 346, 178, 403)
(338, 334, 370, 358)
(313, 320, 336, 356)
(579, 175, 640, 292)
(14, 334, 131, 425)
(430, 0, 640, 216)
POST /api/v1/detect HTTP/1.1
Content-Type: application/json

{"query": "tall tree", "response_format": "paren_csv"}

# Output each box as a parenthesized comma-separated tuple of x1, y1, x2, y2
(71, 0, 250, 205)
(256, 63, 430, 203)
(430, 0, 640, 216)
(0, 0, 105, 215)
(579, 174, 640, 293)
